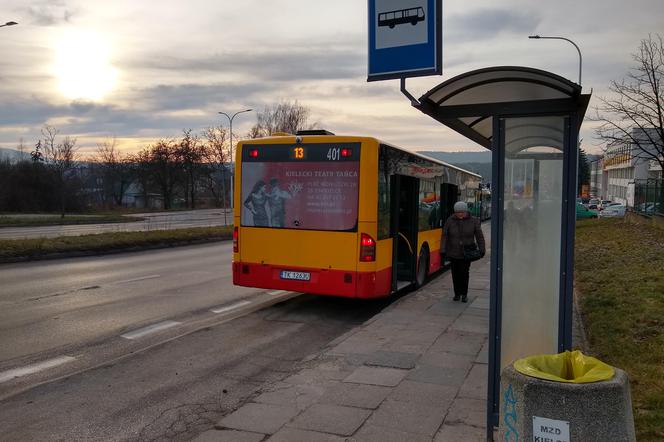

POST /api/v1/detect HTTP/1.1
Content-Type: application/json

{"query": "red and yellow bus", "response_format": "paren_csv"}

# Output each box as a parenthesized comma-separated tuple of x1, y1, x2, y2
(232, 131, 481, 299)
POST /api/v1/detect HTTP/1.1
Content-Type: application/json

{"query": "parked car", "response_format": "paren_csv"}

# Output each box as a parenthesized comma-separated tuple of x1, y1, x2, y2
(576, 203, 598, 219)
(599, 200, 612, 210)
(640, 202, 662, 215)
(604, 202, 622, 209)
(589, 198, 600, 207)
(599, 204, 626, 218)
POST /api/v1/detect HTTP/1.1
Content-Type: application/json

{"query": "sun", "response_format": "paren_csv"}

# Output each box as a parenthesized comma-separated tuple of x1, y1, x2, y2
(54, 30, 117, 101)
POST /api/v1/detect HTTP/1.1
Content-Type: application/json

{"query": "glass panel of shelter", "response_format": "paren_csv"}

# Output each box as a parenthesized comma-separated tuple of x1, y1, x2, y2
(499, 116, 565, 369)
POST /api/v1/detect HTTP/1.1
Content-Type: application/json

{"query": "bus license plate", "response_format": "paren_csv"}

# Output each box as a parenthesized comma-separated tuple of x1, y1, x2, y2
(280, 270, 310, 281)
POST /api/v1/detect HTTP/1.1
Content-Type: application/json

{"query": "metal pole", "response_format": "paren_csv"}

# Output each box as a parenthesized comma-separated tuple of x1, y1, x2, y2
(528, 35, 582, 86)
(218, 109, 252, 215)
(528, 34, 583, 198)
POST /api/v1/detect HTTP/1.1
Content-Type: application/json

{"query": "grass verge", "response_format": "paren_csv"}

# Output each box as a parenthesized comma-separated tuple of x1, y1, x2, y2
(575, 218, 664, 441)
(0, 226, 232, 262)
(0, 214, 144, 227)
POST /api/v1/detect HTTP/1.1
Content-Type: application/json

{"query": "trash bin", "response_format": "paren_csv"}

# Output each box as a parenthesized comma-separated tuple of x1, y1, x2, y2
(499, 350, 635, 442)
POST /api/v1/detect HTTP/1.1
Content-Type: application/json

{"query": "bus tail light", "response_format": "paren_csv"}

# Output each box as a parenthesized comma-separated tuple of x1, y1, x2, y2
(233, 227, 239, 253)
(360, 233, 376, 262)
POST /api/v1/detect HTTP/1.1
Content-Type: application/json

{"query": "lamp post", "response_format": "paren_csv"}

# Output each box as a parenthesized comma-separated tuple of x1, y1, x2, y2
(528, 34, 582, 85)
(0, 21, 18, 28)
(218, 108, 252, 214)
(529, 34, 583, 198)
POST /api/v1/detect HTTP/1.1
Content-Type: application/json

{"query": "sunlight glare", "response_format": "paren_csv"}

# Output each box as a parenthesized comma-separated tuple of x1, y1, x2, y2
(55, 31, 117, 101)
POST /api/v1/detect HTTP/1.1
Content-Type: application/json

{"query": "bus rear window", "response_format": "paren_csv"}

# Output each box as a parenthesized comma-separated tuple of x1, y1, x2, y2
(241, 143, 360, 231)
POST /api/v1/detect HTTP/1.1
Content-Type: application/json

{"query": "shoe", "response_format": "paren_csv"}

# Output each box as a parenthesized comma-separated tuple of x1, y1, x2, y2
(453, 295, 460, 301)
(461, 295, 468, 303)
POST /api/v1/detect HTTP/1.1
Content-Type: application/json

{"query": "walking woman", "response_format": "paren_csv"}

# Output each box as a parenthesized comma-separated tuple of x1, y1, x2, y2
(441, 201, 486, 302)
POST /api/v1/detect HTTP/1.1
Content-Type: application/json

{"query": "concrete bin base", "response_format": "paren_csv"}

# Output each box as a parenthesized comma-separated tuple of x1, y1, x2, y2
(499, 365, 635, 442)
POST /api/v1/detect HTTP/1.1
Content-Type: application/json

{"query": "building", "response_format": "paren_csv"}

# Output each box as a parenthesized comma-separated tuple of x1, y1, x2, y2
(589, 157, 607, 199)
(604, 128, 662, 206)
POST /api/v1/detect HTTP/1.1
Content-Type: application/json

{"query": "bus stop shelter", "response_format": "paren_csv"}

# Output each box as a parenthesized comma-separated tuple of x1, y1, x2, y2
(412, 66, 591, 438)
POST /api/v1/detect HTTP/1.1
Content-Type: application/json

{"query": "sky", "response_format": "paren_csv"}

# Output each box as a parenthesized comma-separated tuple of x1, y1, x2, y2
(1, 0, 663, 157)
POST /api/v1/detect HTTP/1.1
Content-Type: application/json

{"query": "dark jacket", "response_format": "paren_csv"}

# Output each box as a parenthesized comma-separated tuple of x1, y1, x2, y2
(441, 214, 486, 260)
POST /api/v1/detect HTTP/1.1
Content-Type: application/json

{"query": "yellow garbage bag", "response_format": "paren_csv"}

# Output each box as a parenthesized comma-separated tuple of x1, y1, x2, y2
(514, 350, 615, 383)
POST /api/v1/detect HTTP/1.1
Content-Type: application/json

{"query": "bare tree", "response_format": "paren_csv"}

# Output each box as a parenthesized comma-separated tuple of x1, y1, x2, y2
(130, 148, 153, 209)
(38, 125, 79, 216)
(248, 100, 318, 137)
(17, 138, 27, 160)
(177, 129, 206, 209)
(201, 125, 230, 210)
(41, 124, 60, 163)
(594, 34, 664, 172)
(50, 135, 79, 218)
(146, 139, 180, 210)
(95, 137, 133, 207)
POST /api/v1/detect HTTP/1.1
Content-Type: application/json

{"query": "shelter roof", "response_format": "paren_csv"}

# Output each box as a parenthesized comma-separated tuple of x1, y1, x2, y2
(416, 66, 591, 149)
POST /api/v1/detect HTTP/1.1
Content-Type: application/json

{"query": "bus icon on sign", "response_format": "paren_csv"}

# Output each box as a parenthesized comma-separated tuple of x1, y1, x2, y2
(378, 7, 425, 29)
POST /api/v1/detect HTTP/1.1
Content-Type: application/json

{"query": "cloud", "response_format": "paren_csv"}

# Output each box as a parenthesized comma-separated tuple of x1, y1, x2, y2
(446, 8, 540, 42)
(129, 82, 271, 112)
(0, 97, 230, 147)
(22, 1, 77, 26)
(129, 46, 366, 82)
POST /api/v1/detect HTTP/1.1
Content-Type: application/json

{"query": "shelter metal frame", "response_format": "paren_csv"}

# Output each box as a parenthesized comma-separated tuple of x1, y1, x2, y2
(408, 66, 590, 440)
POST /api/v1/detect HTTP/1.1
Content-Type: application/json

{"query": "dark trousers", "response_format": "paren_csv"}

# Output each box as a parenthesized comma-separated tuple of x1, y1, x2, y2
(450, 258, 471, 297)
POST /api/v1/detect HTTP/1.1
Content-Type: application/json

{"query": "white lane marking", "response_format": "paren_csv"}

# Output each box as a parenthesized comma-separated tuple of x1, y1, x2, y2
(210, 300, 252, 314)
(120, 320, 181, 340)
(114, 274, 161, 284)
(267, 290, 288, 296)
(0, 356, 76, 384)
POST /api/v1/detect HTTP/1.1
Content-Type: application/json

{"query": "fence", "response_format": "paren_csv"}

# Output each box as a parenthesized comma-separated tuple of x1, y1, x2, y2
(633, 179, 663, 216)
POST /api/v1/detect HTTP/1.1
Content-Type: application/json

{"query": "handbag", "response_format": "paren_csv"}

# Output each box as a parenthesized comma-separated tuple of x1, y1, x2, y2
(463, 243, 482, 262)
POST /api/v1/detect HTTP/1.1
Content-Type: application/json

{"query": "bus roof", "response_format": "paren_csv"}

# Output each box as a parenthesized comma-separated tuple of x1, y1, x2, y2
(239, 133, 483, 180)
(379, 139, 483, 180)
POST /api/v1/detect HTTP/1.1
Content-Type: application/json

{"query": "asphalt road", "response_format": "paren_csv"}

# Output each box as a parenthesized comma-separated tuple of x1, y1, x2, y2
(0, 241, 252, 364)
(0, 242, 394, 441)
(0, 208, 232, 239)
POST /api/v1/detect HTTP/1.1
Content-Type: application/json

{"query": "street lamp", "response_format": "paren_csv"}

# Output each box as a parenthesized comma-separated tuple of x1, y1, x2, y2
(218, 108, 253, 212)
(0, 21, 18, 28)
(529, 34, 584, 198)
(528, 35, 582, 85)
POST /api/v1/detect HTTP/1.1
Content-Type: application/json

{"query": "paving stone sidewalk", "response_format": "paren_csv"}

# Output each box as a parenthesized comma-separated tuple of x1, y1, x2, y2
(195, 254, 492, 442)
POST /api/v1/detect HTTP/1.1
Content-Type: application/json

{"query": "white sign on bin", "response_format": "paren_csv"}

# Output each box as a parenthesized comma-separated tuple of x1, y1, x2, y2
(533, 416, 570, 442)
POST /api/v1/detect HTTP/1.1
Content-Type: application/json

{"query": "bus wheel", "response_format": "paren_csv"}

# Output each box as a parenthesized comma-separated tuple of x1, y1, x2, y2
(416, 249, 429, 288)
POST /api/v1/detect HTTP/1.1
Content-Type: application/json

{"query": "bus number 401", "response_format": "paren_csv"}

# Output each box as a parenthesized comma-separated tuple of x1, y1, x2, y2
(327, 147, 352, 161)
(327, 148, 340, 161)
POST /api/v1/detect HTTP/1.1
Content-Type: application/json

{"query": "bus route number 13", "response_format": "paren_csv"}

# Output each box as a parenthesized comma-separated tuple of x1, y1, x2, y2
(293, 147, 305, 159)
(327, 147, 341, 161)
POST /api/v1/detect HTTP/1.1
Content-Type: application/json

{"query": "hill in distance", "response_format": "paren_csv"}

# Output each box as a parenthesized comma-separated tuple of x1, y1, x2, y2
(0, 148, 30, 162)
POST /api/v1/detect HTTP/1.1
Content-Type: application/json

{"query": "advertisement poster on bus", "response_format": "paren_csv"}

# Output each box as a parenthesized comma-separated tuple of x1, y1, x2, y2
(241, 161, 360, 231)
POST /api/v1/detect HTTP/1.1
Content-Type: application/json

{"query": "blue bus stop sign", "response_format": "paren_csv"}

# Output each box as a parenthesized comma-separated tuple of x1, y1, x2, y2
(368, 0, 442, 82)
